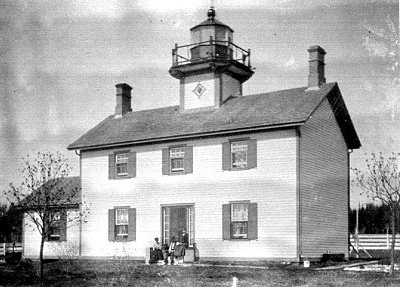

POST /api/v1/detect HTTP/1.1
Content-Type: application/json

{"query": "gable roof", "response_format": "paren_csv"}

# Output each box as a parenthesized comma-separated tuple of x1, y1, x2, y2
(17, 177, 81, 210)
(68, 82, 361, 151)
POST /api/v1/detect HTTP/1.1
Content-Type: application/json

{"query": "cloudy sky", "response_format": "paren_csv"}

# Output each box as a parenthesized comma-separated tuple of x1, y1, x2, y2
(0, 0, 398, 207)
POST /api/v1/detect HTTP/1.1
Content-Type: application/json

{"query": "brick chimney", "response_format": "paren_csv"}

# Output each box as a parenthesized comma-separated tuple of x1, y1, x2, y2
(115, 83, 132, 117)
(307, 45, 326, 89)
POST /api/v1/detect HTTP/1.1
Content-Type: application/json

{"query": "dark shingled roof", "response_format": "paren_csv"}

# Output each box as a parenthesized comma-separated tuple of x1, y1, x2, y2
(68, 82, 361, 151)
(17, 177, 81, 210)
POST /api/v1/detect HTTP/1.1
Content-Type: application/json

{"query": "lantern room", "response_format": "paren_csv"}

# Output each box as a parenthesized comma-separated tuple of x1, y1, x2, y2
(169, 7, 254, 112)
(189, 8, 234, 61)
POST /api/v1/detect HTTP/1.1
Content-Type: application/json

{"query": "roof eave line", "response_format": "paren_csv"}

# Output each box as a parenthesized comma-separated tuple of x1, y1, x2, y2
(68, 121, 305, 151)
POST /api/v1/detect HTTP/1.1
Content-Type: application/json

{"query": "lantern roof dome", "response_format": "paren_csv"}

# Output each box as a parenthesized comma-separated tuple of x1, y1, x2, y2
(190, 7, 233, 32)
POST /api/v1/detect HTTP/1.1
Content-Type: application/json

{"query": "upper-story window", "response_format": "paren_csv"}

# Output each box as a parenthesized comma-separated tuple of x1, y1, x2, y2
(170, 147, 185, 172)
(116, 153, 129, 176)
(231, 142, 248, 168)
(162, 145, 193, 175)
(108, 151, 136, 179)
(222, 138, 257, 171)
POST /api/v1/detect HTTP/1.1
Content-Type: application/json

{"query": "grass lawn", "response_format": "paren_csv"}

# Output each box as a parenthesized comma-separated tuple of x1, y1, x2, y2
(1, 253, 400, 286)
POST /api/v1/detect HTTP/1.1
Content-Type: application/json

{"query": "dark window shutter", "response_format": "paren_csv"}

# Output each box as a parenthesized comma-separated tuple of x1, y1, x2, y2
(128, 151, 137, 178)
(184, 146, 193, 174)
(108, 209, 115, 241)
(222, 204, 231, 240)
(109, 154, 115, 179)
(248, 203, 258, 240)
(128, 208, 136, 241)
(222, 142, 231, 170)
(162, 148, 170, 175)
(59, 210, 67, 241)
(247, 139, 257, 169)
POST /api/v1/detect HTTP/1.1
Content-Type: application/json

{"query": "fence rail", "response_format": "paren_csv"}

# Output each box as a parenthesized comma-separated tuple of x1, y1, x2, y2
(350, 234, 400, 250)
(0, 242, 23, 259)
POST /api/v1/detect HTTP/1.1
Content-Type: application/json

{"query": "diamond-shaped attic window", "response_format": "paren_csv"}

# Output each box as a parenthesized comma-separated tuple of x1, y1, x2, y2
(193, 83, 206, 98)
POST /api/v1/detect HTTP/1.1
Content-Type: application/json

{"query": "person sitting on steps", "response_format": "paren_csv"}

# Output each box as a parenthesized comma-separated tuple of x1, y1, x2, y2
(149, 237, 163, 264)
(174, 228, 188, 263)
(164, 237, 177, 265)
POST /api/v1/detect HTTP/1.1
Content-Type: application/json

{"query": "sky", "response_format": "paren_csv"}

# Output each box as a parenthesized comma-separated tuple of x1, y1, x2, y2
(0, 0, 398, 208)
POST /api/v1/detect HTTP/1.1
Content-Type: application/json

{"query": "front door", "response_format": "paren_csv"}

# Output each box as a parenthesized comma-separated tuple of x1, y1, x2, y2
(162, 205, 194, 246)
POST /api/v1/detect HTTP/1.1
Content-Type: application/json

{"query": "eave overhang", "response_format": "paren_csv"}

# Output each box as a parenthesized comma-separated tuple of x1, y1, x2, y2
(169, 59, 254, 83)
(67, 121, 304, 152)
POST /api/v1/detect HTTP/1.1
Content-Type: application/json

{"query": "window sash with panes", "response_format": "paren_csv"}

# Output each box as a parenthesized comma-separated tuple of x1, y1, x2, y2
(115, 209, 129, 239)
(49, 212, 61, 241)
(231, 142, 248, 168)
(116, 153, 129, 176)
(231, 203, 248, 239)
(170, 147, 185, 172)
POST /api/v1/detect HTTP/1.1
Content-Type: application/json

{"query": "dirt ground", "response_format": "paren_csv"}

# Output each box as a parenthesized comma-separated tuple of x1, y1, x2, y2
(2, 255, 400, 287)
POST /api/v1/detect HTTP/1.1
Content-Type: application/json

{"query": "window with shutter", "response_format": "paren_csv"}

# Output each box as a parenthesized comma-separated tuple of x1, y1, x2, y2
(109, 151, 136, 179)
(222, 139, 257, 170)
(162, 145, 193, 175)
(222, 202, 257, 240)
(108, 207, 136, 242)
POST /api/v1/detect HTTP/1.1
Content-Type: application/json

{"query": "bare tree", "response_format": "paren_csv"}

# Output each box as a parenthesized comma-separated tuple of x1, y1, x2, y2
(3, 152, 84, 279)
(352, 152, 400, 274)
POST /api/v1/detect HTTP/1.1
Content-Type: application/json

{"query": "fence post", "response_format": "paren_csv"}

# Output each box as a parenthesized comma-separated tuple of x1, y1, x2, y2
(387, 230, 390, 250)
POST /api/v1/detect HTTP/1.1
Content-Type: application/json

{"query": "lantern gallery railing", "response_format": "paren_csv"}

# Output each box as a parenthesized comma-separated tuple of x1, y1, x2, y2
(172, 38, 251, 68)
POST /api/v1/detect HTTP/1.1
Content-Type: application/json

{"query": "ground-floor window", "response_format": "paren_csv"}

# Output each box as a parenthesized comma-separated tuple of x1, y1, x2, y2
(108, 207, 136, 242)
(162, 205, 194, 246)
(222, 201, 258, 240)
(47, 210, 67, 241)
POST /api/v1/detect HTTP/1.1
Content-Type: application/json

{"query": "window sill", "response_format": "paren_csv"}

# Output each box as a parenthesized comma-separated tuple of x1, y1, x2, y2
(164, 171, 192, 176)
(113, 238, 130, 242)
(225, 167, 256, 171)
(112, 176, 134, 180)
(224, 238, 254, 241)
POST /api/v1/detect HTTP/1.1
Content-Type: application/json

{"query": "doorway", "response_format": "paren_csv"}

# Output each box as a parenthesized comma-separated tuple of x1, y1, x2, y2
(162, 205, 194, 246)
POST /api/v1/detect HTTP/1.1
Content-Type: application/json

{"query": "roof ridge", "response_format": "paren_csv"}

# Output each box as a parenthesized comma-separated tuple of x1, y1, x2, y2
(67, 81, 360, 151)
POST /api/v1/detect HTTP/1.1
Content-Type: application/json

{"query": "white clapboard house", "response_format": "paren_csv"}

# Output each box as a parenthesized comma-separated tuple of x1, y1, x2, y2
(24, 8, 360, 262)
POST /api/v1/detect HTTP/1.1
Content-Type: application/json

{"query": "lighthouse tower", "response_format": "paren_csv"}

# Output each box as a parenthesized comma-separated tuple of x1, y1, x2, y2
(169, 7, 254, 112)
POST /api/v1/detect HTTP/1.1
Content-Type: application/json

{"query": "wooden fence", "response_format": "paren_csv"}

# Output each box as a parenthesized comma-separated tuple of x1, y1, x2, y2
(350, 234, 400, 250)
(0, 242, 23, 260)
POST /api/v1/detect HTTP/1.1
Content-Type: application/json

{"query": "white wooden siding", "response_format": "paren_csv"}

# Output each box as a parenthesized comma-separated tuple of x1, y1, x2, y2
(221, 74, 241, 102)
(80, 129, 299, 260)
(23, 210, 80, 258)
(183, 73, 215, 110)
(299, 98, 349, 259)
